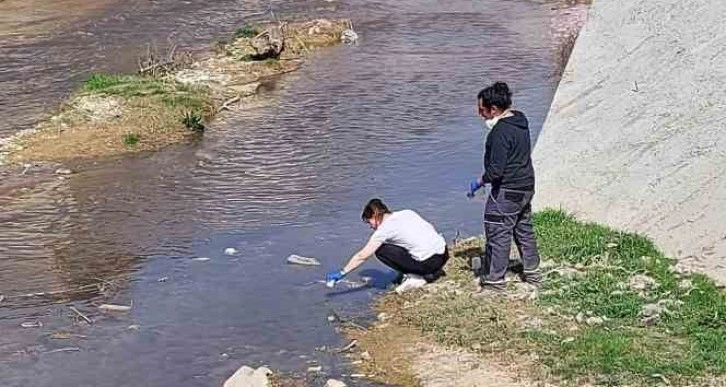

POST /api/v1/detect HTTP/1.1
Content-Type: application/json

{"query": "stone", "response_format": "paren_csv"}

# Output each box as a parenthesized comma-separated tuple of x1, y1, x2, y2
(575, 312, 585, 324)
(360, 351, 372, 361)
(523, 316, 544, 330)
(341, 29, 359, 45)
(223, 365, 272, 387)
(640, 315, 660, 326)
(678, 279, 693, 290)
(307, 365, 322, 373)
(585, 316, 605, 326)
(54, 168, 73, 175)
(224, 248, 238, 256)
(250, 27, 284, 60)
(628, 274, 658, 292)
(325, 380, 347, 387)
(642, 303, 665, 317)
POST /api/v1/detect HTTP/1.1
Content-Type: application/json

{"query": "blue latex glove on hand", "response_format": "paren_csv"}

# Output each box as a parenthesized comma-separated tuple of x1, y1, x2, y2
(325, 270, 346, 288)
(467, 180, 483, 198)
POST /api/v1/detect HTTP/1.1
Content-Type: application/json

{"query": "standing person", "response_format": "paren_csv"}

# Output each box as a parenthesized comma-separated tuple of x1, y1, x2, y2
(325, 199, 449, 294)
(468, 82, 542, 292)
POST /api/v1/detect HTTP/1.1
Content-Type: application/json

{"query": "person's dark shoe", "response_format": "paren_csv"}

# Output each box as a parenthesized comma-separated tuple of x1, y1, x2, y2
(423, 269, 446, 283)
(476, 278, 507, 296)
(392, 271, 405, 285)
(519, 269, 543, 287)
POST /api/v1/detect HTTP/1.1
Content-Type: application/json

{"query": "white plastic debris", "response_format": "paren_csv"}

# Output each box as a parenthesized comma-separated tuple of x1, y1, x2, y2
(286, 254, 321, 266)
(98, 304, 132, 312)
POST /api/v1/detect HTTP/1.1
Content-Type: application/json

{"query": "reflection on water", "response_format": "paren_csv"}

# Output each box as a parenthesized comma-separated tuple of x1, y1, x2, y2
(0, 0, 566, 385)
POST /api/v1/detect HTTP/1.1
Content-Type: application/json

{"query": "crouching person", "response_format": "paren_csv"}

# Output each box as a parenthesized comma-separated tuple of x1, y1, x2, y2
(326, 198, 449, 294)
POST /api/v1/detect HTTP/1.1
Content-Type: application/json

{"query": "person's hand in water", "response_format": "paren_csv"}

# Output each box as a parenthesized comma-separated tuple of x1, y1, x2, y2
(467, 179, 483, 198)
(325, 270, 346, 287)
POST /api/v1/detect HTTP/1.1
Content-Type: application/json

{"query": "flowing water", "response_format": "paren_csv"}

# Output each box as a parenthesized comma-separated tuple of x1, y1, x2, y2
(0, 0, 569, 385)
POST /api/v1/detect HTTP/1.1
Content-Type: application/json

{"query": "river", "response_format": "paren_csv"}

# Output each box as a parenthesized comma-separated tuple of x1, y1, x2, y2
(0, 0, 570, 385)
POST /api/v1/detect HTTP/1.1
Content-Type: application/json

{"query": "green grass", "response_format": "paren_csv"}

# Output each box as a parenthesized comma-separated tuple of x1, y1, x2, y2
(235, 25, 260, 38)
(181, 111, 205, 133)
(84, 73, 173, 97)
(123, 133, 139, 146)
(387, 209, 726, 386)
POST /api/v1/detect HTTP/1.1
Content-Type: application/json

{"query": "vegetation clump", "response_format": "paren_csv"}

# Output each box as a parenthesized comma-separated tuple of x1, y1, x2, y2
(357, 210, 726, 386)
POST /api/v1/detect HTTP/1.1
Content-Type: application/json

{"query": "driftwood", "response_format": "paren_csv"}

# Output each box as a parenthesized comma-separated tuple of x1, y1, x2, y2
(219, 95, 241, 112)
(70, 306, 93, 325)
(98, 303, 132, 312)
(138, 42, 193, 76)
(250, 24, 286, 60)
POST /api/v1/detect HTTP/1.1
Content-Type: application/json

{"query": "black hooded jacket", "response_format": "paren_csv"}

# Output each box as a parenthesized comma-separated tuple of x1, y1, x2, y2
(481, 110, 535, 191)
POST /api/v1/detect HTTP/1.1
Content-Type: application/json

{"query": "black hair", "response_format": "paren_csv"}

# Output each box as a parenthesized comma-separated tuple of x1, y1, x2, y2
(477, 82, 512, 110)
(361, 198, 391, 222)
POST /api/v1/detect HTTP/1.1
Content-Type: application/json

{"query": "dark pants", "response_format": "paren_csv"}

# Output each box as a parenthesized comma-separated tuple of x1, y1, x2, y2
(375, 244, 448, 277)
(482, 187, 541, 287)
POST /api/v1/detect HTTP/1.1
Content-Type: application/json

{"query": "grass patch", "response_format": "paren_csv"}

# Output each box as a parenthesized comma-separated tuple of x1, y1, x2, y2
(123, 132, 139, 146)
(235, 25, 260, 38)
(369, 209, 726, 386)
(181, 111, 205, 133)
(84, 73, 172, 97)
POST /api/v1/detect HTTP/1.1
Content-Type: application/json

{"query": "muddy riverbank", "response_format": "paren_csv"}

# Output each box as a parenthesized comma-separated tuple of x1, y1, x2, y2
(1, 18, 351, 164)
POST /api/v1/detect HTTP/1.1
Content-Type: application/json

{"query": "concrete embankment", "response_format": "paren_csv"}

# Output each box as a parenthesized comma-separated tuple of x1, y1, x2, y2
(533, 0, 726, 284)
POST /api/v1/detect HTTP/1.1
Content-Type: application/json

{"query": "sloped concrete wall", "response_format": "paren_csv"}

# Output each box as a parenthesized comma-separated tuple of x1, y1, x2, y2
(533, 0, 726, 283)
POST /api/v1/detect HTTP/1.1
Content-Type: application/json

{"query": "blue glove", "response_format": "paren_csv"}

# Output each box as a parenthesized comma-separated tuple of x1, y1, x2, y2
(325, 270, 346, 287)
(467, 179, 483, 198)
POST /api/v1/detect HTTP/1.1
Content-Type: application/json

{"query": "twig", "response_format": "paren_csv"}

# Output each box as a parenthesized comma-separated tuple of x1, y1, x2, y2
(337, 339, 358, 353)
(330, 310, 368, 331)
(69, 306, 93, 325)
(253, 30, 270, 39)
(166, 43, 178, 63)
(43, 347, 81, 355)
(292, 33, 310, 53)
(139, 60, 174, 74)
(219, 95, 242, 111)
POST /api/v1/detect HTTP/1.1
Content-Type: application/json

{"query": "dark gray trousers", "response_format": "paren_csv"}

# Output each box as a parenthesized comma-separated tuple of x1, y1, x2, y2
(481, 187, 542, 287)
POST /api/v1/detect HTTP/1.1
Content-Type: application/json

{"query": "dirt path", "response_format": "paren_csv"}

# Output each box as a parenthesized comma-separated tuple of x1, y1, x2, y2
(413, 344, 546, 387)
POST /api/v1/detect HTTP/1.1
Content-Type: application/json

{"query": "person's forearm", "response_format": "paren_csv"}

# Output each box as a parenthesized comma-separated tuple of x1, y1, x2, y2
(342, 251, 368, 274)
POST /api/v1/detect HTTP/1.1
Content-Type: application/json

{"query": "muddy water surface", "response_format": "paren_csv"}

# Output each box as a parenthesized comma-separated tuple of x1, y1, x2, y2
(1, 0, 566, 385)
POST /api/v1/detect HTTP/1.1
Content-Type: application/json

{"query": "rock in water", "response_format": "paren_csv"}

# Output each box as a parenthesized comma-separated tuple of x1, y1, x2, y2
(286, 254, 321, 266)
(250, 26, 284, 60)
(54, 168, 73, 175)
(224, 248, 238, 256)
(341, 29, 358, 45)
(223, 365, 272, 387)
(325, 379, 347, 387)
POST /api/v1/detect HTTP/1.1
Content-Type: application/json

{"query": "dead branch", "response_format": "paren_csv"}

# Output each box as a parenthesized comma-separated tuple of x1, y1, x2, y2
(219, 95, 242, 111)
(70, 306, 93, 325)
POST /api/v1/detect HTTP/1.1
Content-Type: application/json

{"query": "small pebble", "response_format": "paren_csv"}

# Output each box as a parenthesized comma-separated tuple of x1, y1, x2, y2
(54, 168, 73, 175)
(224, 248, 238, 256)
